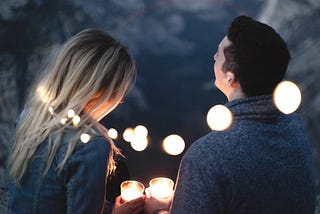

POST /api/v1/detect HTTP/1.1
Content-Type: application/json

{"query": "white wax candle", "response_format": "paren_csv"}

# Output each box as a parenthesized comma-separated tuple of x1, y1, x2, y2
(120, 180, 145, 202)
(149, 177, 174, 199)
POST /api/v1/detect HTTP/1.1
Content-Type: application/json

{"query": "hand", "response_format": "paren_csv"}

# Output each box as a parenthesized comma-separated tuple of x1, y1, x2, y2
(111, 195, 146, 214)
(144, 187, 173, 214)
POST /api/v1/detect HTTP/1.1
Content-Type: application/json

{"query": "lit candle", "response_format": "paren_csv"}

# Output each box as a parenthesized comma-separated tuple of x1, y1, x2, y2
(149, 177, 174, 199)
(120, 180, 145, 201)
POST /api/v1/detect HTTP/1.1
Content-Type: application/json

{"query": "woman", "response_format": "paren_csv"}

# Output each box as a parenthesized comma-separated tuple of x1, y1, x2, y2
(8, 29, 145, 214)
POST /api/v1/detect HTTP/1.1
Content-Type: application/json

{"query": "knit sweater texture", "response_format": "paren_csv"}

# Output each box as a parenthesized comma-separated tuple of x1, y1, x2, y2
(170, 95, 316, 214)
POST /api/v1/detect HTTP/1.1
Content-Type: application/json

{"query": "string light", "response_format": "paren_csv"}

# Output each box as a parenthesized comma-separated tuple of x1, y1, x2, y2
(108, 128, 119, 140)
(123, 128, 135, 142)
(122, 125, 149, 151)
(80, 133, 91, 143)
(273, 81, 301, 114)
(206, 105, 233, 131)
(134, 125, 148, 138)
(162, 134, 185, 156)
(67, 109, 75, 118)
(42, 97, 93, 144)
(60, 118, 67, 124)
(37, 85, 53, 103)
(48, 106, 54, 115)
(130, 136, 148, 151)
(72, 115, 81, 126)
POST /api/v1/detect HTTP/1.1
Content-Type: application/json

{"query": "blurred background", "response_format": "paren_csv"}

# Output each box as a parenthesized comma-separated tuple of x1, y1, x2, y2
(1, 0, 320, 210)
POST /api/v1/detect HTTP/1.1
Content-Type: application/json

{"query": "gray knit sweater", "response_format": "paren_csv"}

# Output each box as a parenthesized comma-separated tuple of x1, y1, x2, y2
(170, 95, 316, 214)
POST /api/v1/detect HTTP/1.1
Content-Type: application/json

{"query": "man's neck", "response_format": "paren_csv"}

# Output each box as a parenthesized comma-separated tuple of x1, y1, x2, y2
(227, 88, 246, 102)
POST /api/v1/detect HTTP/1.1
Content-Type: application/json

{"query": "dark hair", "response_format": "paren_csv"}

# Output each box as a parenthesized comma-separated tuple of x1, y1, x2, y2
(223, 15, 291, 96)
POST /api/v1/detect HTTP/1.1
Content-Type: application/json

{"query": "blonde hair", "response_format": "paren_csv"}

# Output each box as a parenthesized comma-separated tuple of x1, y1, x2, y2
(8, 29, 136, 185)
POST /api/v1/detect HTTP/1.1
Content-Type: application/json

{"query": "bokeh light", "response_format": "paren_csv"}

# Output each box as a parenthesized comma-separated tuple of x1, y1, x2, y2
(60, 118, 67, 124)
(130, 136, 148, 151)
(273, 81, 302, 114)
(134, 125, 148, 138)
(123, 128, 134, 142)
(36, 85, 52, 103)
(67, 109, 75, 118)
(48, 106, 54, 115)
(80, 133, 91, 143)
(162, 134, 185, 156)
(108, 128, 118, 140)
(72, 115, 81, 126)
(123, 125, 149, 151)
(206, 105, 233, 131)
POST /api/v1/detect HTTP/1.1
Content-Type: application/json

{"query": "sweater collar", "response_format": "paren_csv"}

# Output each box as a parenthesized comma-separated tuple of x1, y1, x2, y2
(225, 95, 281, 120)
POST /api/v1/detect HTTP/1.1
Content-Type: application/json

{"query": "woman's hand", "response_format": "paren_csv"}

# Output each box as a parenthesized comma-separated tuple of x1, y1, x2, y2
(111, 195, 146, 214)
(144, 187, 172, 214)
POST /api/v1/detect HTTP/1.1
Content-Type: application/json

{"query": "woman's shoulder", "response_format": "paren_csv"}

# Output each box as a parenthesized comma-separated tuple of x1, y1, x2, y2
(57, 129, 111, 159)
(75, 132, 111, 152)
(59, 131, 111, 171)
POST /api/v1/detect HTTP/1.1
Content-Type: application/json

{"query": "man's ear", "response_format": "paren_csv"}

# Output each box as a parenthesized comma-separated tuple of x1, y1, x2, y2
(225, 71, 236, 87)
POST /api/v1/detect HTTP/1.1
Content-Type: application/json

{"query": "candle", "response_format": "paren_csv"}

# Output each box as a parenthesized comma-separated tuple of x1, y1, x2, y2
(149, 177, 174, 199)
(120, 180, 145, 201)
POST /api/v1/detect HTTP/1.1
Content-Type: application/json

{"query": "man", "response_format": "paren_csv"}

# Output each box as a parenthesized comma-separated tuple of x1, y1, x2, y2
(145, 15, 316, 214)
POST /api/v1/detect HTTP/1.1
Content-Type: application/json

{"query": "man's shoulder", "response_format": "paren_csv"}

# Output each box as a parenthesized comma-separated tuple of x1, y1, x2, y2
(190, 130, 233, 150)
(184, 131, 234, 161)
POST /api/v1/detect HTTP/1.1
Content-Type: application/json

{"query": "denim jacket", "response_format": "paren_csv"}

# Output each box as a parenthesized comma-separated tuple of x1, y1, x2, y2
(8, 129, 111, 214)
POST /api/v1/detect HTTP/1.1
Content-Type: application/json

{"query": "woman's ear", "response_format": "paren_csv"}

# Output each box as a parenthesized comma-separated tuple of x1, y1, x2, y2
(225, 71, 236, 87)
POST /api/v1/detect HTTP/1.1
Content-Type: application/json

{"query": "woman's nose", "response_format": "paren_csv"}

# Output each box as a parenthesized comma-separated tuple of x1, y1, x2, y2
(213, 53, 217, 61)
